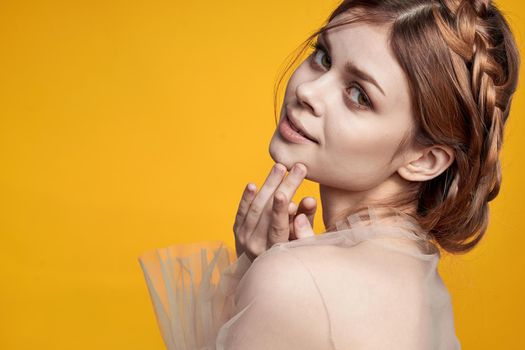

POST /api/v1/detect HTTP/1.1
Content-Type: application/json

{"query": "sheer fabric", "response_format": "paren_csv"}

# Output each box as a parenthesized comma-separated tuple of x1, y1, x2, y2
(138, 206, 461, 349)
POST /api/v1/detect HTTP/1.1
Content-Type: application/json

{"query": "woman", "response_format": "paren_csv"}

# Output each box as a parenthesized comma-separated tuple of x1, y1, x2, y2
(138, 0, 520, 349)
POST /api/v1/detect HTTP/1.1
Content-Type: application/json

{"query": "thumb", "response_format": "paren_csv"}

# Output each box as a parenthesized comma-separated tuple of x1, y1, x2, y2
(294, 213, 315, 239)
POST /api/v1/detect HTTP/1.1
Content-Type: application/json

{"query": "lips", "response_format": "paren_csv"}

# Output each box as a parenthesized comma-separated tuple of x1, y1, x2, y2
(286, 113, 317, 143)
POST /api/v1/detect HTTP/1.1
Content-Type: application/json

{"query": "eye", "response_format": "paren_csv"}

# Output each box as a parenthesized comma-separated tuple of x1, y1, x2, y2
(346, 84, 372, 109)
(309, 41, 373, 110)
(310, 41, 331, 69)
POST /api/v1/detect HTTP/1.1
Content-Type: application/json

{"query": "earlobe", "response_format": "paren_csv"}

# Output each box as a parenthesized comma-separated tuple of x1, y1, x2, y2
(397, 145, 455, 182)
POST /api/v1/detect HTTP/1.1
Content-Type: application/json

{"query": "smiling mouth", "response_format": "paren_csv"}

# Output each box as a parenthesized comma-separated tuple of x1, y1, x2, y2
(286, 115, 317, 143)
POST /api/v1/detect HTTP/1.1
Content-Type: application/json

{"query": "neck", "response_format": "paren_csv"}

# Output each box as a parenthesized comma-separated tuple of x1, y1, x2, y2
(319, 173, 418, 230)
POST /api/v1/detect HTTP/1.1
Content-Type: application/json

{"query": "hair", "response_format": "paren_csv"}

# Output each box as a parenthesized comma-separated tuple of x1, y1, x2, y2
(273, 0, 520, 254)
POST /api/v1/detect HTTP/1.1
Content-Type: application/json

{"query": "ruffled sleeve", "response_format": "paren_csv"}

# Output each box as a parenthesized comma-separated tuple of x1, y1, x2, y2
(137, 241, 252, 350)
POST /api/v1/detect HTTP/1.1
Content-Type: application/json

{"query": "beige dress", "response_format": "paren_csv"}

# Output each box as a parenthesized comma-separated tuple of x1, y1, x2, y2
(138, 206, 462, 349)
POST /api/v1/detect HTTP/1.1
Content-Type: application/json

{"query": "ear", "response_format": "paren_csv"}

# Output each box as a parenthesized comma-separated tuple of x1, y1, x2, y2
(397, 145, 455, 182)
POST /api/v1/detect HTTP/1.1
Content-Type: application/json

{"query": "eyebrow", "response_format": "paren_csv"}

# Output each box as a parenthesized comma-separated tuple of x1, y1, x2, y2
(318, 32, 386, 97)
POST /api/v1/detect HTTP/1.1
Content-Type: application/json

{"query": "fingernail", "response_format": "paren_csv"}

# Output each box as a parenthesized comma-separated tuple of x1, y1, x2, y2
(273, 164, 284, 175)
(247, 183, 256, 192)
(306, 197, 316, 207)
(292, 164, 305, 175)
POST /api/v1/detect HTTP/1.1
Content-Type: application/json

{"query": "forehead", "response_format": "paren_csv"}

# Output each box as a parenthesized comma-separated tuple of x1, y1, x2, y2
(324, 19, 396, 76)
(327, 12, 392, 53)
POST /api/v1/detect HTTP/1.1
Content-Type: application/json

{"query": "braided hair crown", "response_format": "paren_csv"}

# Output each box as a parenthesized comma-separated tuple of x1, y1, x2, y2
(424, 0, 520, 252)
(433, 0, 516, 213)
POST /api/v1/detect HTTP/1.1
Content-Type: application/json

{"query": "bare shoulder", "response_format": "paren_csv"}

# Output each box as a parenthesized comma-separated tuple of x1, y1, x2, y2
(228, 242, 435, 349)
(280, 241, 438, 348)
(234, 245, 326, 307)
(284, 239, 427, 282)
(279, 240, 432, 315)
(228, 246, 334, 349)
(236, 240, 423, 309)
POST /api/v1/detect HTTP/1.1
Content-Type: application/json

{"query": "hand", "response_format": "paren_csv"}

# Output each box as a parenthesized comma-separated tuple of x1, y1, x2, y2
(233, 163, 316, 261)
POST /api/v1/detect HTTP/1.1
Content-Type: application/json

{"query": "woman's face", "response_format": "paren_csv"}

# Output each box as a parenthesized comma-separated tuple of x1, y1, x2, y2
(268, 16, 415, 191)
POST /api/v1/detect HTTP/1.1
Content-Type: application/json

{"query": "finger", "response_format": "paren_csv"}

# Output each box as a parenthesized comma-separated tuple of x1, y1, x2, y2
(290, 198, 315, 241)
(294, 213, 315, 239)
(288, 201, 298, 216)
(275, 163, 307, 205)
(241, 163, 286, 235)
(268, 190, 291, 247)
(296, 196, 317, 227)
(233, 183, 257, 233)
(288, 201, 298, 240)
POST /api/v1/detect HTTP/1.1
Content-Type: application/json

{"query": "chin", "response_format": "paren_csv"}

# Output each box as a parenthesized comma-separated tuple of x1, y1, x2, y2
(268, 134, 286, 165)
(268, 138, 313, 176)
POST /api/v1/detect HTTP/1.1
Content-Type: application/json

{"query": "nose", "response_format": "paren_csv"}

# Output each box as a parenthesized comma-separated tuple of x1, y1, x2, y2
(295, 76, 327, 117)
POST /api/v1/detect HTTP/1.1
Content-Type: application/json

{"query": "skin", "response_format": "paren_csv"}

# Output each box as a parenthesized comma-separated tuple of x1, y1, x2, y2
(235, 14, 454, 261)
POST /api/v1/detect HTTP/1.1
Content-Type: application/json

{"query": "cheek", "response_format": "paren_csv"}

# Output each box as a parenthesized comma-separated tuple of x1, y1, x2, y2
(341, 130, 396, 163)
(323, 119, 406, 183)
(332, 117, 403, 155)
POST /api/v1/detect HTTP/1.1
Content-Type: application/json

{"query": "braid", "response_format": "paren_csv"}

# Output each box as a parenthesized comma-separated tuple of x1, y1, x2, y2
(426, 0, 512, 251)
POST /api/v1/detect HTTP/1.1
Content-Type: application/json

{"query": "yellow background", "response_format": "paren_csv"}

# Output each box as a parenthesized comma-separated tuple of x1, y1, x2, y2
(1, 0, 523, 348)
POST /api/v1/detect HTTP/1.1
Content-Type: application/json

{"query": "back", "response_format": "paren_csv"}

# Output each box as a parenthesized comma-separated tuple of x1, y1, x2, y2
(219, 207, 461, 349)
(274, 240, 460, 349)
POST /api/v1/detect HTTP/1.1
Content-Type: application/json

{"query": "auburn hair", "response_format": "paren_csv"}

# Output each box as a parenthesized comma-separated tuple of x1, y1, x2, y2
(273, 0, 520, 254)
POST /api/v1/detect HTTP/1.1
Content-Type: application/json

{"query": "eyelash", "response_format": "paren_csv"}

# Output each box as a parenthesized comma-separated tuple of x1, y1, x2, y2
(308, 41, 373, 110)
